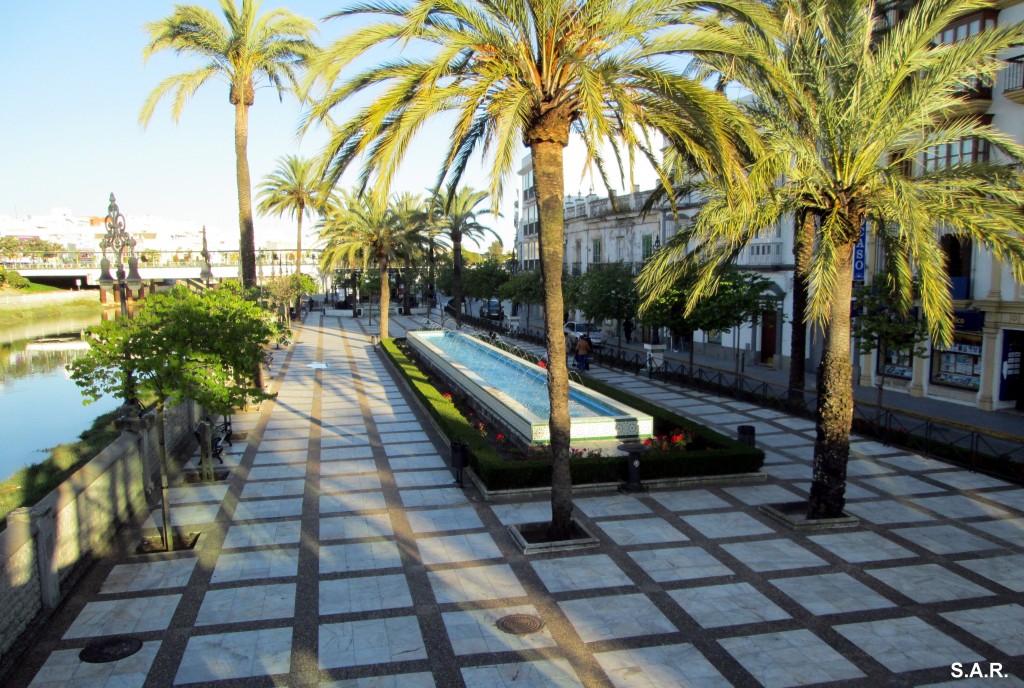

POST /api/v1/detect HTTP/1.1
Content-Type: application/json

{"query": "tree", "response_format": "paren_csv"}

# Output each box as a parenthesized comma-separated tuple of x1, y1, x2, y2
(852, 280, 929, 424)
(140, 0, 317, 289)
(257, 155, 323, 306)
(434, 188, 499, 328)
(499, 269, 546, 329)
(463, 259, 510, 303)
(318, 191, 418, 338)
(641, 265, 774, 369)
(641, 0, 1024, 519)
(571, 263, 638, 348)
(70, 285, 285, 549)
(305, 0, 766, 539)
(264, 272, 319, 320)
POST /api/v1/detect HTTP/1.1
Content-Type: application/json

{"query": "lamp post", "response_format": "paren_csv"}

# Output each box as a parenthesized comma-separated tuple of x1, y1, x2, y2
(101, 193, 138, 318)
(199, 225, 213, 288)
(100, 193, 141, 413)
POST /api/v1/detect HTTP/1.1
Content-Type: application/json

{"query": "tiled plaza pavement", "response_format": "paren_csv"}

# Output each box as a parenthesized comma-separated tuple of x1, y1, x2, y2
(11, 314, 1024, 688)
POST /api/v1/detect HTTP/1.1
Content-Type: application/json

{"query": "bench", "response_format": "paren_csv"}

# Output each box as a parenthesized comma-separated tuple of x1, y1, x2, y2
(194, 416, 232, 464)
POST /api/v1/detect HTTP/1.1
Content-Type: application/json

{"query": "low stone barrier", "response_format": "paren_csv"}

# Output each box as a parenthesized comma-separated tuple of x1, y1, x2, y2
(0, 399, 197, 664)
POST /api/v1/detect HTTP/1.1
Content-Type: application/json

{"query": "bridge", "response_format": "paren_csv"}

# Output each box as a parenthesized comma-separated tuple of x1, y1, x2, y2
(2, 251, 325, 287)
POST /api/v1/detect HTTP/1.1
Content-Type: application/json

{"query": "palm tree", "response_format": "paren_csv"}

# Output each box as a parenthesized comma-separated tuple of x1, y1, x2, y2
(305, 0, 765, 539)
(391, 192, 435, 314)
(434, 188, 499, 327)
(257, 155, 322, 309)
(641, 0, 1024, 519)
(140, 0, 317, 289)
(318, 191, 417, 338)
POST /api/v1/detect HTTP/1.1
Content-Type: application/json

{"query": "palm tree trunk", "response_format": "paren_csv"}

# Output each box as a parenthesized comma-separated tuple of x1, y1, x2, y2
(235, 99, 257, 289)
(807, 242, 855, 520)
(453, 230, 464, 327)
(403, 258, 412, 315)
(295, 210, 304, 314)
(788, 210, 814, 408)
(531, 133, 572, 541)
(378, 257, 390, 339)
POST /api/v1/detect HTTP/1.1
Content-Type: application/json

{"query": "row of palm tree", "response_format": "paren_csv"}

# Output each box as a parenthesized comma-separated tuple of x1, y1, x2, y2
(252, 154, 498, 331)
(139, 0, 1024, 537)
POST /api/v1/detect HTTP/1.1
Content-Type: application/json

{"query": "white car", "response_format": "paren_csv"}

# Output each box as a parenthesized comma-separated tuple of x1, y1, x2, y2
(563, 321, 604, 347)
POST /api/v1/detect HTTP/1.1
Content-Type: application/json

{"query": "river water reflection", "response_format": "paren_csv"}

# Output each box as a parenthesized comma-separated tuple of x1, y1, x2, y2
(0, 313, 120, 482)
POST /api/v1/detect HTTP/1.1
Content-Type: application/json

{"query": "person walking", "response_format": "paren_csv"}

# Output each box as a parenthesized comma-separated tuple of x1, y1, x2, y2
(574, 334, 593, 371)
(623, 318, 634, 344)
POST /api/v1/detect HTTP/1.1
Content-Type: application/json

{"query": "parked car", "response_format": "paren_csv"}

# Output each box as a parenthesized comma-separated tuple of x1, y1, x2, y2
(443, 297, 463, 317)
(479, 298, 505, 320)
(563, 321, 604, 347)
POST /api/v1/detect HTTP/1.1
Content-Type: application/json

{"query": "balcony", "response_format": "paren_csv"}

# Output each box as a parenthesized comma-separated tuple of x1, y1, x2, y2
(1002, 55, 1024, 105)
(945, 80, 992, 117)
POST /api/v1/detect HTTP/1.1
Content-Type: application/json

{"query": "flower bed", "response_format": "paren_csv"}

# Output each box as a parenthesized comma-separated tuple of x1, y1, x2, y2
(382, 338, 763, 491)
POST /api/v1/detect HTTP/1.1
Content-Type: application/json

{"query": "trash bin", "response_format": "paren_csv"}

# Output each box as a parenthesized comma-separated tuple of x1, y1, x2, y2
(737, 425, 756, 447)
(617, 442, 650, 493)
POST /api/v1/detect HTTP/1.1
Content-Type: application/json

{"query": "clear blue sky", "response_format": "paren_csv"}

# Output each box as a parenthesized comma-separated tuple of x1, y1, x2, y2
(0, 1, 653, 252)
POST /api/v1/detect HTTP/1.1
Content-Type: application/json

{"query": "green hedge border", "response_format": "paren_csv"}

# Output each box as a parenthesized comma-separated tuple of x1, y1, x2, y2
(382, 338, 763, 491)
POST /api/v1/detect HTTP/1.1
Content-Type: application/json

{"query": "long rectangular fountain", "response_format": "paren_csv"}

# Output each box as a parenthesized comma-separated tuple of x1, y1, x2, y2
(406, 330, 653, 445)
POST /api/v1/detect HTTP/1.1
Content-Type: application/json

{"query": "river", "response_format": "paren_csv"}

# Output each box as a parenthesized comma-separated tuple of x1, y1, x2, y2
(0, 313, 121, 482)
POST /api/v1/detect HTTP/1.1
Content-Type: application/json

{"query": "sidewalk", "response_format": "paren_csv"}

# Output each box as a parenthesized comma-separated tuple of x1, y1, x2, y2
(7, 312, 1024, 687)
(594, 337, 1024, 439)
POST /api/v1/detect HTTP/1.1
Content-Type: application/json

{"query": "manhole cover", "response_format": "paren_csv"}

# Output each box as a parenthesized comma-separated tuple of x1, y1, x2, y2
(496, 613, 544, 635)
(79, 636, 143, 663)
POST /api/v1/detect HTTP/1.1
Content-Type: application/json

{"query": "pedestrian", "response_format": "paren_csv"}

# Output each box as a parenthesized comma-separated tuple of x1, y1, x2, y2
(574, 333, 593, 371)
(623, 317, 634, 344)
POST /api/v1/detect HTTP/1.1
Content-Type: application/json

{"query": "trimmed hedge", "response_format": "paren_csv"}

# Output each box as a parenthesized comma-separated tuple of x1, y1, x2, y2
(382, 338, 764, 491)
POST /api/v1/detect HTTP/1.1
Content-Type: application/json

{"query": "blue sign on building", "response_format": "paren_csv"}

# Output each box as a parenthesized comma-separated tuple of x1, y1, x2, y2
(853, 220, 867, 282)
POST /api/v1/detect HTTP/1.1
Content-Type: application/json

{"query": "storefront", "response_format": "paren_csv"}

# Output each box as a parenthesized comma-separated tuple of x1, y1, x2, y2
(930, 310, 985, 391)
(999, 329, 1024, 410)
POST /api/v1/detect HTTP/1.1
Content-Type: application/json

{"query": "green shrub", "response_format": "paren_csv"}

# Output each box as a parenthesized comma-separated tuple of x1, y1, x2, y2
(0, 267, 30, 289)
(381, 338, 764, 491)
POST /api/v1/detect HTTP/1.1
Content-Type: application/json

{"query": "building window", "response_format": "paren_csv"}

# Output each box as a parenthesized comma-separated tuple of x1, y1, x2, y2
(931, 332, 983, 390)
(592, 238, 602, 263)
(642, 234, 653, 260)
(935, 10, 997, 45)
(941, 234, 972, 299)
(924, 136, 990, 172)
(877, 344, 914, 380)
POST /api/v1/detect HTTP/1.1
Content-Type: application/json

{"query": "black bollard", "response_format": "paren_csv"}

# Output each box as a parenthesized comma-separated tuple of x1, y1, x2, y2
(450, 441, 469, 486)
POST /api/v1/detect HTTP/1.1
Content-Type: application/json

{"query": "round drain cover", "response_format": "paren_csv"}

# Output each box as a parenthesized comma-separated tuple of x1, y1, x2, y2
(79, 636, 143, 663)
(496, 613, 544, 635)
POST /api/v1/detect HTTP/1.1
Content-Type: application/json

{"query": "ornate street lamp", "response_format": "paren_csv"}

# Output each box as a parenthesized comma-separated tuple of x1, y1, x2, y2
(100, 193, 138, 318)
(199, 225, 213, 287)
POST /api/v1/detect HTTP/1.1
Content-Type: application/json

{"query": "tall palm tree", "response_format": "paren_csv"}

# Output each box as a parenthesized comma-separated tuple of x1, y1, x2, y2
(318, 191, 417, 338)
(140, 0, 317, 288)
(257, 155, 322, 276)
(391, 192, 435, 314)
(641, 0, 1024, 519)
(305, 0, 765, 539)
(434, 188, 499, 327)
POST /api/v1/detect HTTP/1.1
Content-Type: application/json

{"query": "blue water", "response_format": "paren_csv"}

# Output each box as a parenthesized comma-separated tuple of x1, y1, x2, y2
(421, 331, 618, 418)
(0, 325, 120, 481)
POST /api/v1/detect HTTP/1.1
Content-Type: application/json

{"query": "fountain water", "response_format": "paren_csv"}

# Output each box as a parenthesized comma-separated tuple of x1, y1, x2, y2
(406, 330, 652, 445)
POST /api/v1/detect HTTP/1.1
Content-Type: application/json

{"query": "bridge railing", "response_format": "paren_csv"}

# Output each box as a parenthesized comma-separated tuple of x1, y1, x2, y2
(2, 250, 323, 271)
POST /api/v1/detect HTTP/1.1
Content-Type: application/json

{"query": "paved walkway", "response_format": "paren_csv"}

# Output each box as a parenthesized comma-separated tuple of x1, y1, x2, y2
(9, 313, 1024, 687)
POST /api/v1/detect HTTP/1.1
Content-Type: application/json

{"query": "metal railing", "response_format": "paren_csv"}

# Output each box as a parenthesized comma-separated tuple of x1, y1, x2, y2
(1002, 55, 1024, 95)
(589, 343, 1022, 483)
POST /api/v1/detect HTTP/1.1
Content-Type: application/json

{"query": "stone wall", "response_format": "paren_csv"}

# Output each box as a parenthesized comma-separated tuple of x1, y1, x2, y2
(0, 399, 196, 663)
